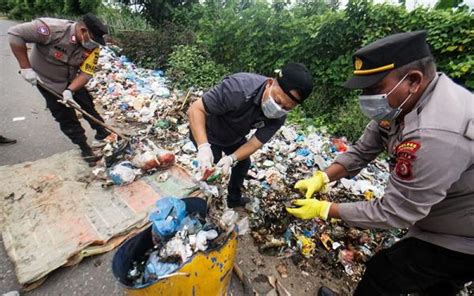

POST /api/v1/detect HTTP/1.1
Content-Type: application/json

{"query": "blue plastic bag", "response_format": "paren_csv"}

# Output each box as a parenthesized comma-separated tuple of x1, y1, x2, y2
(144, 251, 179, 282)
(149, 197, 187, 239)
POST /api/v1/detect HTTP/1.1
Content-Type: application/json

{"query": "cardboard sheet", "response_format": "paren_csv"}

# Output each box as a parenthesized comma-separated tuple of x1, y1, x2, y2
(0, 150, 196, 286)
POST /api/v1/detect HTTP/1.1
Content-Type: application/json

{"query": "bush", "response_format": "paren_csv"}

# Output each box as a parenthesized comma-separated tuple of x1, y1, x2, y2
(167, 45, 229, 90)
(0, 0, 10, 13)
(115, 0, 473, 141)
(97, 5, 153, 34)
(5, 0, 101, 20)
(183, 0, 473, 141)
(115, 21, 195, 70)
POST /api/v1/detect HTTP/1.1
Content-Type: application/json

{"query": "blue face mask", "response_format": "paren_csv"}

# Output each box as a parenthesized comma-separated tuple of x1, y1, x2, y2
(358, 73, 412, 122)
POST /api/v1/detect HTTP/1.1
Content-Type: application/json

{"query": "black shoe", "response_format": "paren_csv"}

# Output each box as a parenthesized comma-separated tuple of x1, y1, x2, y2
(81, 147, 101, 167)
(0, 135, 17, 145)
(95, 131, 110, 141)
(92, 132, 110, 148)
(227, 197, 251, 208)
(317, 287, 337, 296)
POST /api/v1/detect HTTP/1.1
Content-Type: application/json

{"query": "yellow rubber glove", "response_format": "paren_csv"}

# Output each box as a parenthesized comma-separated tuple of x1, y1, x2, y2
(294, 171, 330, 199)
(286, 199, 332, 220)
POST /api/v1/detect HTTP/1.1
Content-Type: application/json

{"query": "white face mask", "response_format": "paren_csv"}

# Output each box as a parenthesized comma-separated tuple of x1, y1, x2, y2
(358, 73, 412, 122)
(262, 85, 288, 119)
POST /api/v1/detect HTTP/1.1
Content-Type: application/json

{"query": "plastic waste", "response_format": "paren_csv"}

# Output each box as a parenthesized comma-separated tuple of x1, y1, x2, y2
(236, 217, 249, 236)
(190, 229, 218, 251)
(150, 197, 187, 240)
(221, 210, 239, 228)
(159, 232, 193, 262)
(178, 215, 203, 235)
(144, 251, 180, 281)
(296, 235, 315, 258)
(332, 137, 348, 153)
(108, 161, 139, 185)
(182, 141, 197, 153)
(132, 151, 159, 171)
(157, 150, 176, 168)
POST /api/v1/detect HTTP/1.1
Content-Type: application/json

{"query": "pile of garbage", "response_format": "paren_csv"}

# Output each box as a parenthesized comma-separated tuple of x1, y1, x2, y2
(88, 46, 402, 282)
(88, 45, 171, 124)
(242, 126, 404, 281)
(87, 46, 198, 186)
(126, 197, 248, 286)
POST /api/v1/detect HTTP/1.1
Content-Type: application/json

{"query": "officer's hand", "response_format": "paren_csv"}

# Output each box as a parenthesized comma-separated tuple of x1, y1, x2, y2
(197, 143, 214, 171)
(216, 154, 236, 176)
(294, 171, 329, 199)
(20, 68, 38, 86)
(61, 89, 75, 107)
(286, 199, 332, 220)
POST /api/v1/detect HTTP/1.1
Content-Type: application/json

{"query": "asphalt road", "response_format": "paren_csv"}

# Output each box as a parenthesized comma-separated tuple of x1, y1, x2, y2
(0, 17, 126, 296)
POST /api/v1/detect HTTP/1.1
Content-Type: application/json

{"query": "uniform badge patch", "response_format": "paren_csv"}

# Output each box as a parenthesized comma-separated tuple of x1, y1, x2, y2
(396, 141, 420, 154)
(37, 25, 50, 36)
(394, 141, 421, 180)
(354, 57, 363, 70)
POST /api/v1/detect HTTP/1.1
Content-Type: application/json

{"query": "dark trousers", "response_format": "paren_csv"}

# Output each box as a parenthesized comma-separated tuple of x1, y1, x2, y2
(355, 237, 474, 296)
(190, 133, 251, 201)
(37, 85, 109, 148)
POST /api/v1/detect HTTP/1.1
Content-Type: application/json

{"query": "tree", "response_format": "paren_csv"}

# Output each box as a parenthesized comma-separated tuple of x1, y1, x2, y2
(434, 0, 464, 9)
(117, 0, 199, 27)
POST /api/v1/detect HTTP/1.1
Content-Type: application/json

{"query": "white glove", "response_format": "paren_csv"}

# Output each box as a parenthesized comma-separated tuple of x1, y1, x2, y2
(216, 154, 237, 176)
(20, 68, 37, 85)
(197, 143, 214, 171)
(61, 89, 75, 107)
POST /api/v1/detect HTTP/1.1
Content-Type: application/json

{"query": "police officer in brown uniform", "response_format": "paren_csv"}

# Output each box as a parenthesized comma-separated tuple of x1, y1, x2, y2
(286, 31, 474, 295)
(8, 13, 109, 165)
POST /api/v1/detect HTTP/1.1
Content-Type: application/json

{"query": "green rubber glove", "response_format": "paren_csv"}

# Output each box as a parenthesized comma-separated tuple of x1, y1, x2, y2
(294, 171, 330, 199)
(286, 199, 332, 220)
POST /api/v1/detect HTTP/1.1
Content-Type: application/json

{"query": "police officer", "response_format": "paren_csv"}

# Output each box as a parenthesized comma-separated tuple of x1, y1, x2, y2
(188, 63, 313, 208)
(8, 13, 110, 166)
(286, 31, 474, 295)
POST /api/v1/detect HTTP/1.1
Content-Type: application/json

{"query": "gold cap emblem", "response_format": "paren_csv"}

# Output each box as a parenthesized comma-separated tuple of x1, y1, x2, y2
(354, 57, 363, 70)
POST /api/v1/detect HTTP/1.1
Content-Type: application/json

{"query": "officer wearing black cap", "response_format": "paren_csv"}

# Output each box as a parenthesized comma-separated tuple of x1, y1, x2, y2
(188, 63, 313, 208)
(8, 13, 109, 166)
(287, 31, 474, 295)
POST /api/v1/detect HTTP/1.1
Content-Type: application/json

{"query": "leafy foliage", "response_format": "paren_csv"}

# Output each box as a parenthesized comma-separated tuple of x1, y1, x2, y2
(116, 0, 199, 27)
(172, 0, 472, 141)
(8, 0, 469, 141)
(97, 4, 153, 34)
(4, 0, 101, 19)
(110, 0, 474, 140)
(167, 45, 229, 90)
(115, 21, 195, 70)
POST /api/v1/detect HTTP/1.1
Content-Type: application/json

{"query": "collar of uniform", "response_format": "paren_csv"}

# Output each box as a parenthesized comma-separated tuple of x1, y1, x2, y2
(69, 22, 78, 44)
(402, 73, 441, 134)
(252, 80, 268, 106)
(414, 73, 441, 113)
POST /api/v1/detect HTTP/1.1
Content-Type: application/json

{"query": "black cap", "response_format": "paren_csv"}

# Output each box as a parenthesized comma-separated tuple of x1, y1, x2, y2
(82, 13, 108, 46)
(343, 31, 432, 89)
(276, 62, 313, 103)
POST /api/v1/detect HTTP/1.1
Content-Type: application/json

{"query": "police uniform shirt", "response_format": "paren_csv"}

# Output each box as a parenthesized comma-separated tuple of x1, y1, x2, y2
(8, 18, 100, 93)
(334, 73, 474, 254)
(202, 73, 287, 146)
